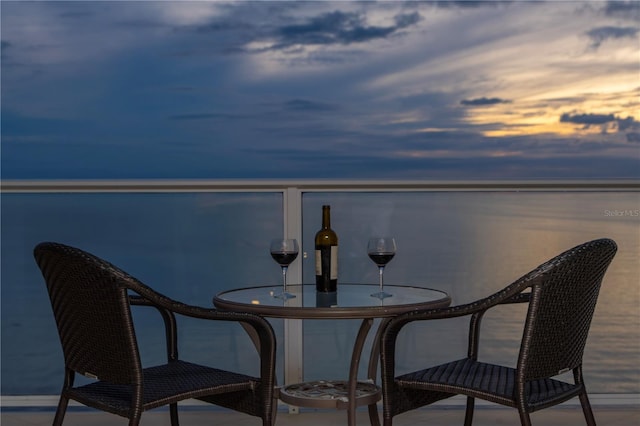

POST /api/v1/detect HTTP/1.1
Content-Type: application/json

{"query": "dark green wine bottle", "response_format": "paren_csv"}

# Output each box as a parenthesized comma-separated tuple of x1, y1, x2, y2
(315, 205, 338, 292)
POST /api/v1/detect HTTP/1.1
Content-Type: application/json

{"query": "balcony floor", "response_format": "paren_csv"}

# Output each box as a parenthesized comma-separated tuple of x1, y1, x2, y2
(2, 405, 639, 426)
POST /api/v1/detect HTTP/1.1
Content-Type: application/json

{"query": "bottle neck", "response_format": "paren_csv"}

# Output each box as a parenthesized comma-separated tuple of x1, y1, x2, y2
(322, 206, 331, 229)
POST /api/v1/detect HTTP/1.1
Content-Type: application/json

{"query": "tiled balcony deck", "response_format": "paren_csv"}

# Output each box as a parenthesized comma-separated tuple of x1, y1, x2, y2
(3, 405, 639, 426)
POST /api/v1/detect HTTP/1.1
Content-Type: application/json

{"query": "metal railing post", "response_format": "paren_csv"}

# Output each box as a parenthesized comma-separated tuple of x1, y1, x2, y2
(283, 186, 303, 414)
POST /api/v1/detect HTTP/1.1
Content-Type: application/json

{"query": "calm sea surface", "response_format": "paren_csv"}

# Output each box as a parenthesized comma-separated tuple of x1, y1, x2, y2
(1, 191, 638, 395)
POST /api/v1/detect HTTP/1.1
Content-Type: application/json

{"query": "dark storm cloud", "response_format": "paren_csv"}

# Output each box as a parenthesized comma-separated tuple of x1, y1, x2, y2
(460, 97, 511, 106)
(560, 113, 640, 134)
(560, 112, 615, 125)
(586, 26, 638, 49)
(604, 1, 640, 21)
(274, 10, 422, 48)
(182, 5, 423, 57)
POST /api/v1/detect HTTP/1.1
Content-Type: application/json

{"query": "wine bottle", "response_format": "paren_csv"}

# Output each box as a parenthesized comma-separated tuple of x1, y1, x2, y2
(315, 205, 338, 292)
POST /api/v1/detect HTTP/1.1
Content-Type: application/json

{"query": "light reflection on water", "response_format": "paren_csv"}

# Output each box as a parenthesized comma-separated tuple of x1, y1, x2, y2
(302, 192, 639, 393)
(1, 191, 638, 394)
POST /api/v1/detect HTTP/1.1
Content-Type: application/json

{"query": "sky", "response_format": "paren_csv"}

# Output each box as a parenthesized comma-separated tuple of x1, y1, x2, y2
(1, 0, 639, 180)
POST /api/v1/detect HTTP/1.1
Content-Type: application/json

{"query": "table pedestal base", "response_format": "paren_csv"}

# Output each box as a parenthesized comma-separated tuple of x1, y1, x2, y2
(278, 380, 380, 409)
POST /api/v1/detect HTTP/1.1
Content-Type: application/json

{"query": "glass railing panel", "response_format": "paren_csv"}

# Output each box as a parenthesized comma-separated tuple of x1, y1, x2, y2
(0, 192, 283, 395)
(301, 191, 640, 393)
(2, 186, 638, 397)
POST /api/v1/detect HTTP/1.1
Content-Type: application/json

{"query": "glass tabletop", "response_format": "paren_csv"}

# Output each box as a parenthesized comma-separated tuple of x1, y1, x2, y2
(213, 284, 451, 319)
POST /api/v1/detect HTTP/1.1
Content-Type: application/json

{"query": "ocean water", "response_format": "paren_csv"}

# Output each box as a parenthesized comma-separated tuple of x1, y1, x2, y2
(1, 190, 638, 395)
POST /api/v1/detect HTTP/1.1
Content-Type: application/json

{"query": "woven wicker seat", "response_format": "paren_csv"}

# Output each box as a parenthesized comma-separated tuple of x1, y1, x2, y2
(34, 242, 276, 426)
(380, 238, 617, 426)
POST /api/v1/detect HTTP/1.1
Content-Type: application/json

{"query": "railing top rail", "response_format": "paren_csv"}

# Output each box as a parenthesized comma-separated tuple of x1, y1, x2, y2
(1, 179, 639, 193)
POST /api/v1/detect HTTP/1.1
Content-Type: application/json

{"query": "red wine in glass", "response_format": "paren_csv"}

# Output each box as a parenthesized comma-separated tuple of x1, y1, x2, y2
(368, 237, 396, 299)
(368, 252, 395, 266)
(270, 239, 299, 300)
(271, 252, 299, 266)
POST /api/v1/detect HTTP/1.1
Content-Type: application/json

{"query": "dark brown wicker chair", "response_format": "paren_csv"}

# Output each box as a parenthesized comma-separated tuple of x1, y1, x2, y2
(34, 241, 277, 426)
(380, 238, 617, 426)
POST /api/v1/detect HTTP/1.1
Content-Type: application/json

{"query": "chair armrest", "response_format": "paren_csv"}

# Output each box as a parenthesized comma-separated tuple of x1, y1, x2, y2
(500, 292, 531, 305)
(130, 295, 179, 361)
(132, 289, 273, 332)
(117, 264, 276, 391)
(121, 272, 276, 357)
(128, 287, 276, 385)
(383, 283, 533, 338)
(163, 300, 277, 392)
(380, 279, 534, 384)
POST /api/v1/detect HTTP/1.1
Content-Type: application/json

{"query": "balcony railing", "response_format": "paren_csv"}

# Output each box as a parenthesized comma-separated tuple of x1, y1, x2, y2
(1, 179, 638, 407)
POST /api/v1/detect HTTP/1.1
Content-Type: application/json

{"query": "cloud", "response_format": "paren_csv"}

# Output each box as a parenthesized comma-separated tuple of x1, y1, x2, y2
(586, 26, 638, 49)
(604, 1, 640, 21)
(434, 1, 513, 9)
(2, 1, 639, 181)
(460, 97, 511, 106)
(560, 112, 616, 125)
(560, 112, 640, 134)
(626, 133, 640, 143)
(273, 10, 422, 49)
(617, 116, 640, 132)
(0, 40, 10, 61)
(284, 99, 336, 112)
(168, 113, 246, 121)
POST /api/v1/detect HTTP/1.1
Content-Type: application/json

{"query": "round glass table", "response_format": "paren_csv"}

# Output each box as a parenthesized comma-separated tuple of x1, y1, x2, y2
(214, 284, 450, 426)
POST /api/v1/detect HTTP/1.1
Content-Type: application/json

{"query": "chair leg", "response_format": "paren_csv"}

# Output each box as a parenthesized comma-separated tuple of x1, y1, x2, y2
(170, 402, 179, 426)
(126, 413, 142, 426)
(52, 395, 69, 426)
(266, 403, 278, 426)
(517, 408, 532, 426)
(463, 396, 475, 426)
(579, 392, 597, 426)
(263, 413, 275, 426)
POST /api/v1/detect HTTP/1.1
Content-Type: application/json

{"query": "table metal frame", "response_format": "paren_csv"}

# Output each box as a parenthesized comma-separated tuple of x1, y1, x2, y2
(213, 283, 451, 426)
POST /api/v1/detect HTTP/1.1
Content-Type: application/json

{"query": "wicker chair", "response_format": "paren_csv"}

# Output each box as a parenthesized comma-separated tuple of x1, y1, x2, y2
(380, 238, 617, 426)
(34, 241, 277, 426)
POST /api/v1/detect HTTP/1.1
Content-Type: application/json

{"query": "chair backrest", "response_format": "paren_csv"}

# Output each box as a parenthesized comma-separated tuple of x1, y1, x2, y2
(34, 242, 143, 385)
(517, 238, 617, 381)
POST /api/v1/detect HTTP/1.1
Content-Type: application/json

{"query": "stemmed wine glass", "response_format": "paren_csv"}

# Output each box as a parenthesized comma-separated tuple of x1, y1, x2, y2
(368, 237, 396, 300)
(270, 238, 299, 300)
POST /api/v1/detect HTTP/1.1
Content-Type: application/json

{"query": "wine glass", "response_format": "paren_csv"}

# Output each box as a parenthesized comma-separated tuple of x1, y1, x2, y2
(270, 238, 299, 300)
(368, 237, 396, 299)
